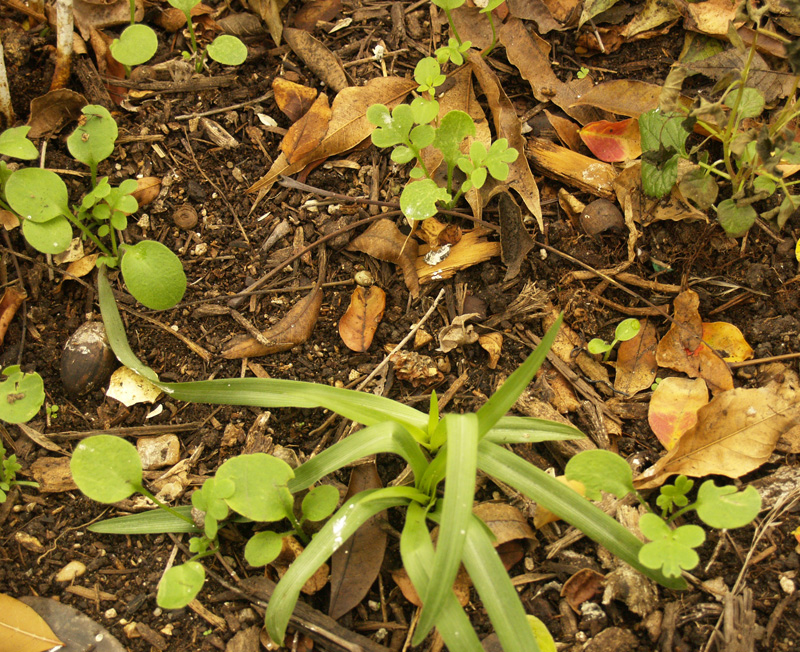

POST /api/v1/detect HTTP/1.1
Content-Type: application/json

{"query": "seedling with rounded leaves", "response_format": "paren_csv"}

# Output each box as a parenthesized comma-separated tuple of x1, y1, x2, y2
(167, 0, 247, 72)
(0, 366, 44, 425)
(414, 58, 446, 97)
(110, 24, 158, 67)
(587, 317, 641, 361)
(436, 38, 471, 65)
(638, 515, 705, 578)
(0, 441, 38, 503)
(67, 105, 118, 187)
(0, 126, 37, 159)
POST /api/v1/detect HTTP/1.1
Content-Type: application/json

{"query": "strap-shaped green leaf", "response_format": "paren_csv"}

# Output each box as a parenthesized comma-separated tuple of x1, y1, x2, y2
(265, 487, 425, 644)
(401, 504, 483, 651)
(463, 514, 540, 652)
(415, 413, 478, 643)
(289, 421, 429, 493)
(88, 506, 199, 534)
(485, 416, 584, 444)
(476, 315, 562, 438)
(478, 440, 686, 590)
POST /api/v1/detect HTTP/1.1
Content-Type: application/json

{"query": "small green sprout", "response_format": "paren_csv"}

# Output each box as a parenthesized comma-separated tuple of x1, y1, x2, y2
(577, 66, 590, 79)
(0, 441, 39, 503)
(435, 38, 472, 66)
(587, 318, 641, 361)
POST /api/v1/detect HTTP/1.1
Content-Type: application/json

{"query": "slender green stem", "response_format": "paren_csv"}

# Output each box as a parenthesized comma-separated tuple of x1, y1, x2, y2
(482, 13, 498, 58)
(110, 226, 118, 258)
(667, 503, 695, 524)
(136, 484, 198, 527)
(444, 8, 462, 45)
(697, 159, 731, 181)
(89, 163, 98, 189)
(128, 0, 135, 24)
(62, 211, 112, 256)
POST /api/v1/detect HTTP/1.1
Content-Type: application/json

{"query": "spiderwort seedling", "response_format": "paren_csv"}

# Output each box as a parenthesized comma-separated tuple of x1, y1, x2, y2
(587, 317, 641, 361)
(168, 0, 247, 72)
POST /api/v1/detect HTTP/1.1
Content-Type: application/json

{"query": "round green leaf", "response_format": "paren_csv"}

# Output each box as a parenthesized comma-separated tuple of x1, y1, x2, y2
(614, 318, 641, 342)
(717, 198, 756, 238)
(301, 484, 339, 521)
(695, 481, 761, 529)
(0, 366, 44, 423)
(0, 126, 38, 159)
(565, 449, 634, 501)
(157, 561, 205, 609)
(22, 215, 73, 254)
(587, 338, 612, 355)
(527, 615, 557, 652)
(245, 531, 284, 567)
(110, 24, 158, 66)
(400, 179, 451, 221)
(120, 241, 187, 310)
(724, 87, 764, 120)
(70, 435, 142, 503)
(67, 105, 118, 168)
(5, 168, 69, 222)
(207, 35, 247, 66)
(167, 0, 199, 15)
(216, 453, 295, 522)
(678, 168, 718, 210)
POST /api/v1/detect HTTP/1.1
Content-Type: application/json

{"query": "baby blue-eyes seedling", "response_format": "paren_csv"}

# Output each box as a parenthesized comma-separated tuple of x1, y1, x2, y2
(566, 452, 761, 579)
(587, 317, 641, 361)
(0, 365, 45, 425)
(168, 0, 247, 72)
(0, 111, 187, 311)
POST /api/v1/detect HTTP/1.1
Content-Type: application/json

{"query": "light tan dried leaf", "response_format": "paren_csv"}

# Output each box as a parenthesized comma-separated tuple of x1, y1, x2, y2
(26, 89, 87, 139)
(131, 177, 161, 207)
(249, 76, 416, 194)
(479, 332, 503, 369)
(273, 77, 318, 122)
(634, 387, 799, 489)
(438, 313, 481, 353)
(338, 285, 385, 352)
(614, 319, 658, 396)
(473, 502, 535, 545)
(347, 219, 419, 297)
(274, 535, 329, 595)
(0, 593, 63, 652)
(241, 0, 286, 45)
(544, 110, 582, 151)
(283, 27, 348, 92)
(416, 227, 500, 284)
(569, 80, 664, 117)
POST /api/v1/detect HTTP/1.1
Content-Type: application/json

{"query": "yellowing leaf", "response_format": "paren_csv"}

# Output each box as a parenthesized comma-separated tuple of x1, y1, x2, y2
(273, 77, 318, 122)
(635, 387, 798, 489)
(579, 118, 642, 162)
(648, 377, 709, 450)
(614, 319, 657, 396)
(701, 322, 753, 363)
(0, 593, 63, 652)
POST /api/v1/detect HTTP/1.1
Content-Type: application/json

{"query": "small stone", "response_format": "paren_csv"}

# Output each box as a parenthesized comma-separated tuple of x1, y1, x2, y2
(580, 199, 624, 237)
(123, 622, 140, 639)
(136, 434, 180, 470)
(584, 626, 638, 652)
(14, 531, 44, 553)
(61, 321, 116, 396)
(56, 560, 86, 583)
(413, 328, 433, 349)
(104, 608, 117, 619)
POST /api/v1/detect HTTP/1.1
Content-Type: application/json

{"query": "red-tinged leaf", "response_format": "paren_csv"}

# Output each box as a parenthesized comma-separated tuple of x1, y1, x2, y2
(579, 118, 642, 162)
(273, 78, 318, 122)
(648, 377, 709, 450)
(329, 462, 387, 620)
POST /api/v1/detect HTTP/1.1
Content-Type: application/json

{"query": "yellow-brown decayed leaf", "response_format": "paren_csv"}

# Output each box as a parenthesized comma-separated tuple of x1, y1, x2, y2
(534, 476, 586, 528)
(241, 0, 286, 45)
(222, 257, 325, 358)
(648, 377, 709, 450)
(569, 80, 664, 117)
(415, 227, 500, 284)
(329, 461, 386, 620)
(338, 286, 385, 352)
(500, 17, 602, 126)
(347, 219, 419, 297)
(634, 387, 798, 489)
(680, 0, 740, 37)
(272, 77, 318, 122)
(283, 27, 348, 92)
(466, 51, 542, 230)
(0, 287, 26, 346)
(473, 502, 536, 544)
(621, 0, 681, 38)
(656, 290, 733, 394)
(131, 177, 161, 207)
(527, 137, 617, 200)
(614, 319, 658, 396)
(701, 322, 754, 363)
(392, 565, 472, 608)
(418, 67, 492, 222)
(479, 332, 503, 369)
(273, 535, 329, 595)
(249, 76, 417, 194)
(293, 0, 342, 31)
(0, 593, 63, 652)
(281, 93, 332, 164)
(417, 217, 462, 247)
(579, 118, 642, 162)
(545, 110, 582, 151)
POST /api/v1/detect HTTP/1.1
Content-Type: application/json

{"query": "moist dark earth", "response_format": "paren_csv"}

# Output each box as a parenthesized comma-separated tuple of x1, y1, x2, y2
(2, 2, 800, 651)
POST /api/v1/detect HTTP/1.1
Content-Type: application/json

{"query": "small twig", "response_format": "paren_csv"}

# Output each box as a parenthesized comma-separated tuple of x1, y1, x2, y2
(176, 90, 274, 121)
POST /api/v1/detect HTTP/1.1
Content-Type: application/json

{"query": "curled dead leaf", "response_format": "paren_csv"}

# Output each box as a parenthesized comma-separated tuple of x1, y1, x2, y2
(131, 176, 161, 207)
(273, 77, 318, 122)
(274, 535, 329, 595)
(338, 285, 385, 352)
(0, 286, 27, 346)
(347, 219, 419, 297)
(614, 319, 658, 396)
(562, 568, 605, 613)
(438, 313, 481, 353)
(479, 332, 503, 369)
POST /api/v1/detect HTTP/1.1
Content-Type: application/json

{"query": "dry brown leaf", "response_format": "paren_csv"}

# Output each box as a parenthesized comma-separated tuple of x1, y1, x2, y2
(294, 0, 342, 31)
(656, 289, 733, 394)
(30, 457, 77, 492)
(417, 217, 462, 247)
(613, 162, 708, 224)
(479, 332, 503, 369)
(283, 27, 348, 92)
(222, 254, 325, 358)
(569, 80, 665, 117)
(438, 313, 481, 353)
(281, 93, 332, 164)
(273, 77, 318, 122)
(507, 0, 567, 33)
(498, 192, 534, 281)
(0, 286, 26, 346)
(416, 227, 500, 284)
(241, 0, 286, 45)
(466, 51, 542, 230)
(26, 89, 87, 139)
(679, 0, 740, 37)
(347, 219, 419, 297)
(561, 568, 605, 613)
(527, 137, 617, 200)
(0, 210, 18, 231)
(72, 0, 140, 40)
(634, 387, 799, 489)
(274, 535, 329, 595)
(544, 110, 582, 151)
(451, 5, 493, 50)
(249, 76, 416, 194)
(131, 177, 161, 207)
(0, 593, 63, 652)
(392, 565, 471, 608)
(390, 350, 443, 386)
(473, 502, 536, 545)
(614, 319, 658, 396)
(328, 462, 386, 620)
(501, 17, 601, 125)
(338, 286, 385, 352)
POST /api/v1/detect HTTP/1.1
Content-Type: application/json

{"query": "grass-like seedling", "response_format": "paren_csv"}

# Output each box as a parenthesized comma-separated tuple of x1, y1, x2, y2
(566, 454, 761, 578)
(0, 110, 186, 310)
(67, 269, 699, 651)
(587, 317, 641, 361)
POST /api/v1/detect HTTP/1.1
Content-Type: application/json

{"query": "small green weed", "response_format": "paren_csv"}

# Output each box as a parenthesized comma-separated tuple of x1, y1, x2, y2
(587, 317, 641, 361)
